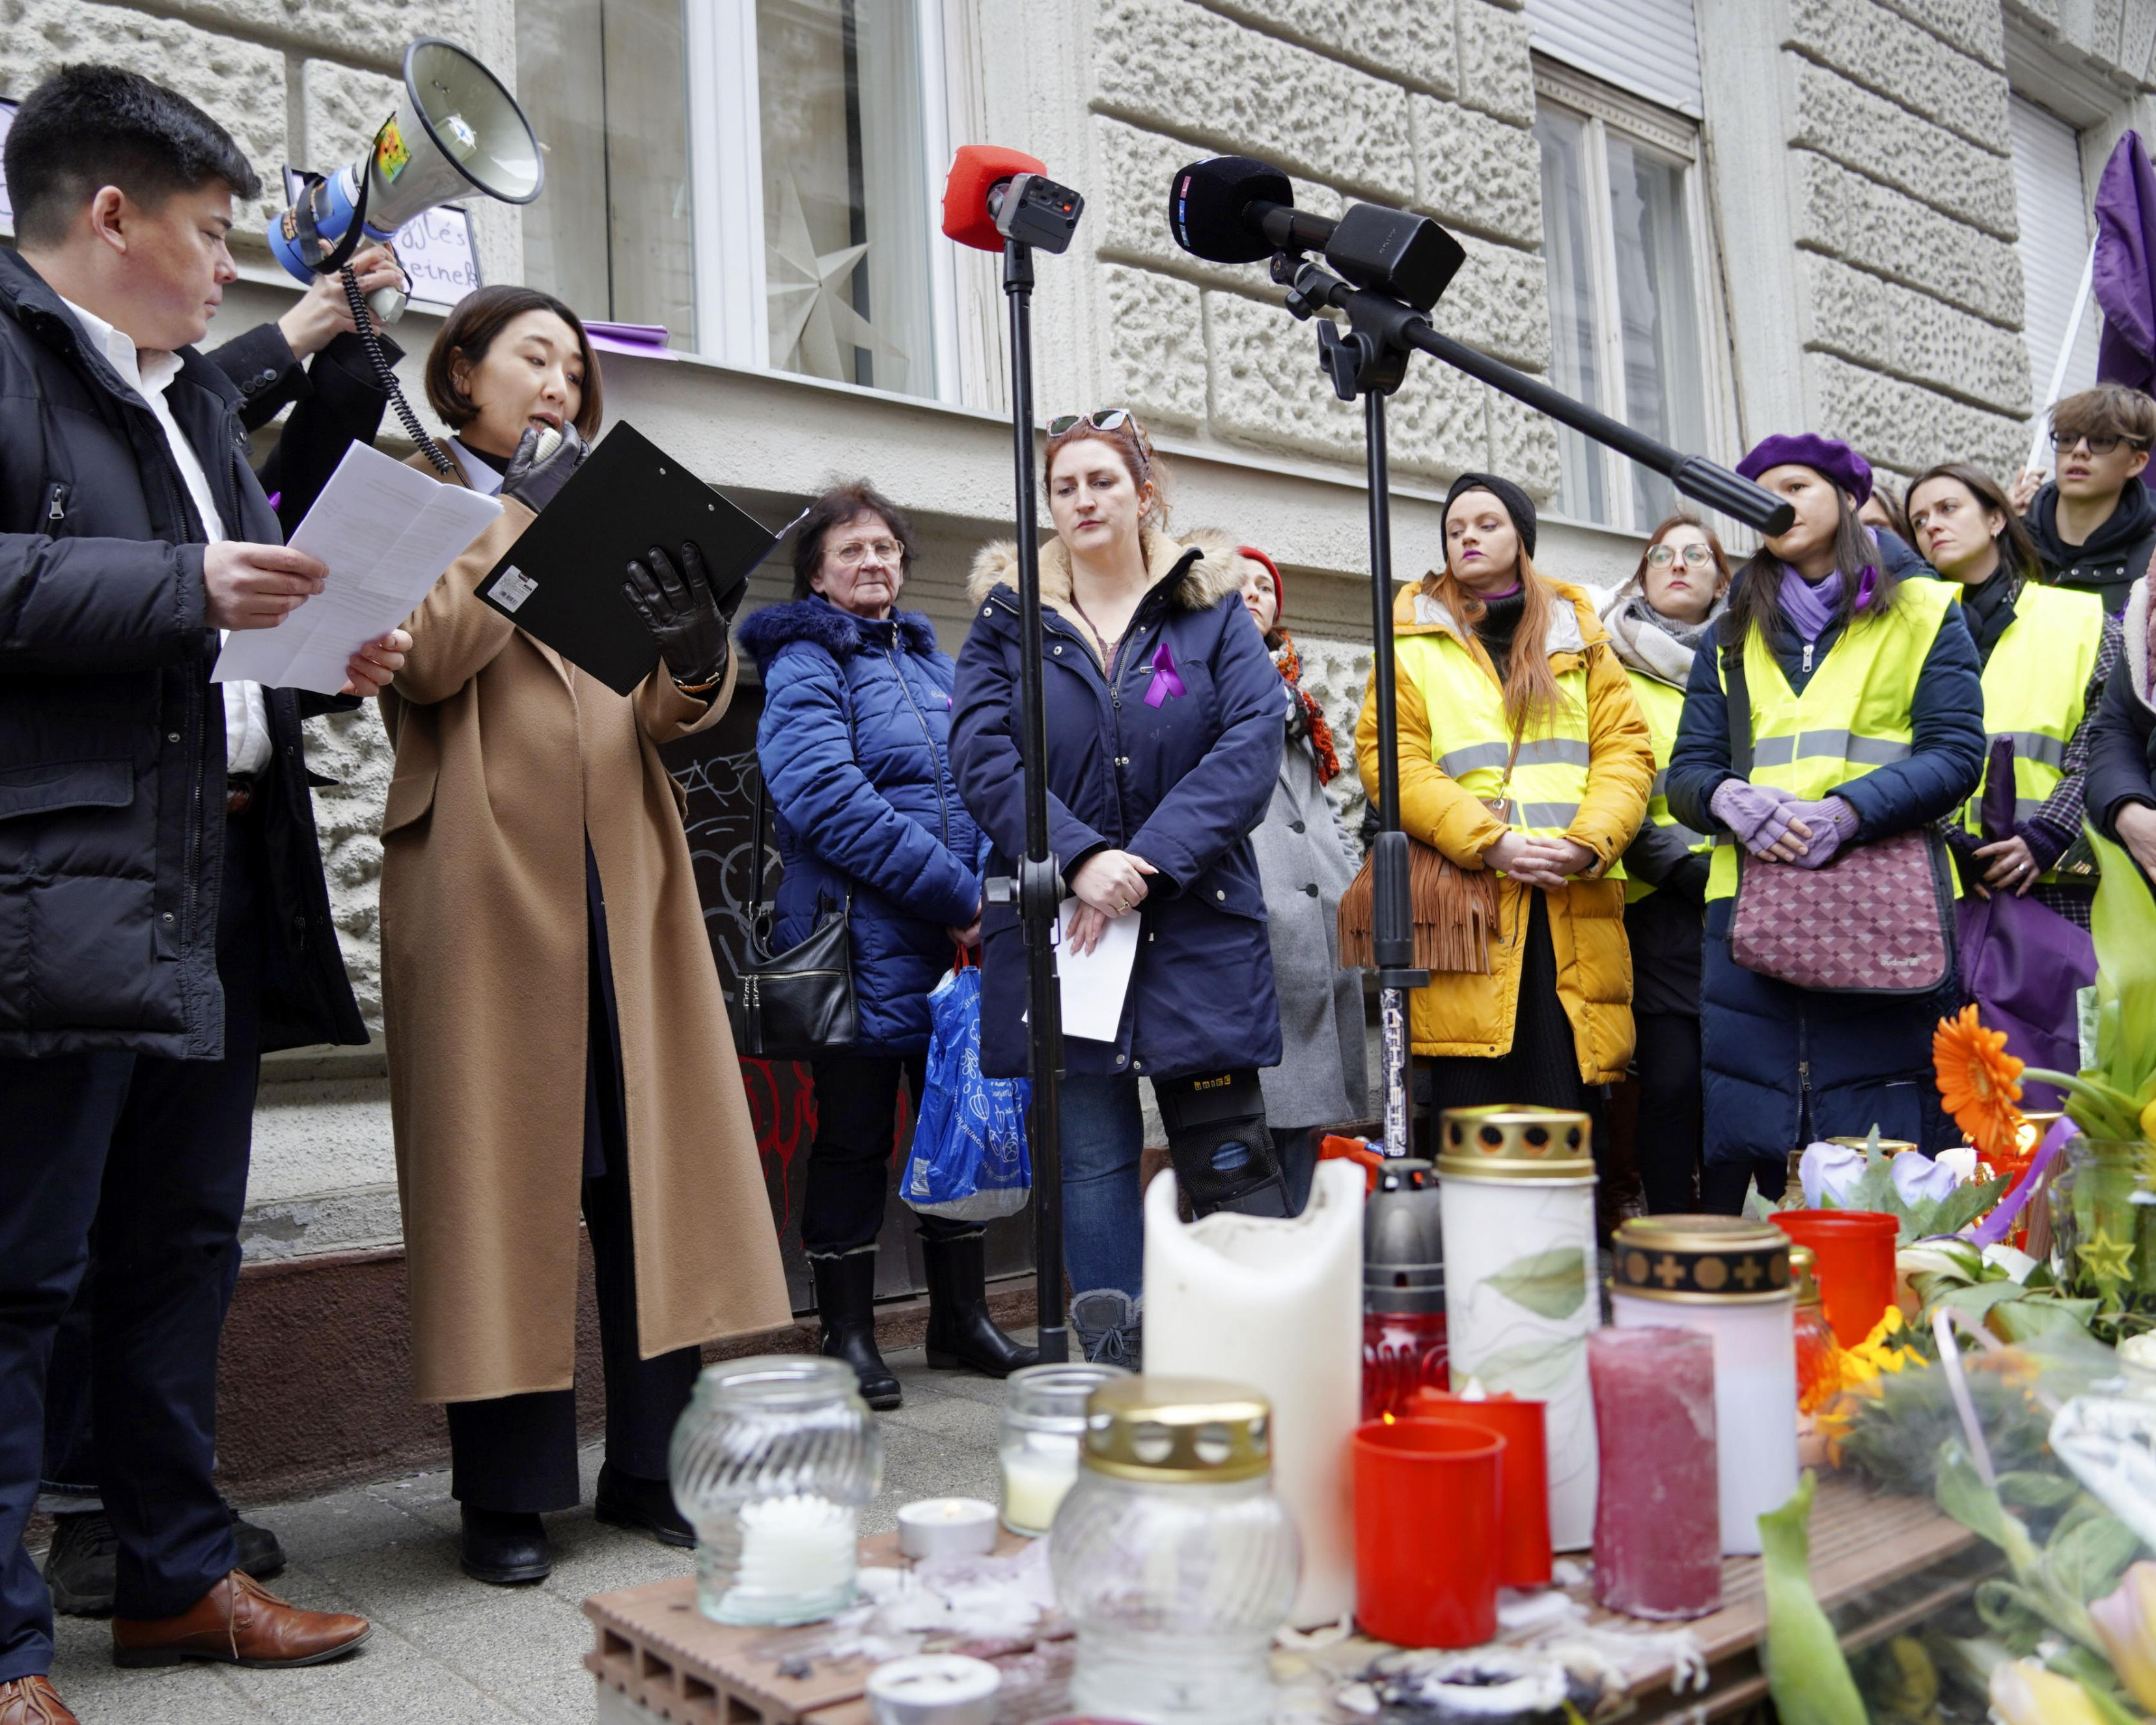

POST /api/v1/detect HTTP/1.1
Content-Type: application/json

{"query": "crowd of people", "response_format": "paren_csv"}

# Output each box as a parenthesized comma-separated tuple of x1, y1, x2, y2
(7, 58, 2156, 1725)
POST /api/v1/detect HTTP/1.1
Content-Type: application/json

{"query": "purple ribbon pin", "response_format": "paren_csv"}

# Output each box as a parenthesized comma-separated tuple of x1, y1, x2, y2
(1144, 640, 1185, 708)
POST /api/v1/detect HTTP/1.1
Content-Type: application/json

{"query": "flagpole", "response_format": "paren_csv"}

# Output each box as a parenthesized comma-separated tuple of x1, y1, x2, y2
(2026, 237, 2097, 476)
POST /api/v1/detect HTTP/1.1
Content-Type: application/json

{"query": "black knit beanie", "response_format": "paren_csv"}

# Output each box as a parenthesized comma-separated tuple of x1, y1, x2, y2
(1442, 471, 1538, 561)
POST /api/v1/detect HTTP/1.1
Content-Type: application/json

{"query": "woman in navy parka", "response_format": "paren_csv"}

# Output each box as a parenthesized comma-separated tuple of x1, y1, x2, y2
(738, 483, 1035, 1410)
(952, 413, 1286, 1365)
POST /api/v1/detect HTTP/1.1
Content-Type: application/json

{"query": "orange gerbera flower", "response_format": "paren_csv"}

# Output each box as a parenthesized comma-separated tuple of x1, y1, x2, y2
(1934, 1004, 2025, 1157)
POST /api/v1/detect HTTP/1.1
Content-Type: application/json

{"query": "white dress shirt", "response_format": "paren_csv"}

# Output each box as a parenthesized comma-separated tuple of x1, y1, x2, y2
(57, 295, 274, 777)
(449, 437, 506, 496)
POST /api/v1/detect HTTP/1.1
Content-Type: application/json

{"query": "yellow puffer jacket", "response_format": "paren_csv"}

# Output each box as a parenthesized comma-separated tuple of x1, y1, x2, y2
(1355, 578, 1654, 1081)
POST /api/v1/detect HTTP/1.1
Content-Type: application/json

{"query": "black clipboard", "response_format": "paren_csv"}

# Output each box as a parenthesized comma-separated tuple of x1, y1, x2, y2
(474, 421, 780, 697)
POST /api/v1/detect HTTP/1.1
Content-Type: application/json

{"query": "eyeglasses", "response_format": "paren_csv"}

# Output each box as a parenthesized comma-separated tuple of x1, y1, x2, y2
(2049, 431, 2148, 456)
(1646, 544, 1715, 568)
(1047, 407, 1135, 437)
(829, 538, 901, 567)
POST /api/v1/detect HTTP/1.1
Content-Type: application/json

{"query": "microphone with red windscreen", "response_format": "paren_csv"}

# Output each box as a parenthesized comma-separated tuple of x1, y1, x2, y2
(942, 145, 1084, 254)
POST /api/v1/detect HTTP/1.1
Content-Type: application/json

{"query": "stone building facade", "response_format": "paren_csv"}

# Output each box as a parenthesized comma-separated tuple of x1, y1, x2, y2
(6, 0, 2154, 1323)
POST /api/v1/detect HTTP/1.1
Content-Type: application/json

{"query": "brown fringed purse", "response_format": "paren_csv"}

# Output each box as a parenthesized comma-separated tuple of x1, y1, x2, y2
(1337, 732, 1520, 976)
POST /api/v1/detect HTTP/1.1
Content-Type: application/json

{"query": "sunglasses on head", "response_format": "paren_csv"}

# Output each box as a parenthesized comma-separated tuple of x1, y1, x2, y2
(1047, 407, 1136, 437)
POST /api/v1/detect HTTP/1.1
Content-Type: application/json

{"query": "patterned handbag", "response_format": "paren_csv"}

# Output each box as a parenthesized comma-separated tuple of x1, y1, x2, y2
(1721, 643, 1956, 995)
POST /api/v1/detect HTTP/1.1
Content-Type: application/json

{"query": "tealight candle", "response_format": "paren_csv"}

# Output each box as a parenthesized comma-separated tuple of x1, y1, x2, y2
(866, 1655, 1001, 1725)
(719, 1492, 857, 1623)
(897, 1497, 999, 1560)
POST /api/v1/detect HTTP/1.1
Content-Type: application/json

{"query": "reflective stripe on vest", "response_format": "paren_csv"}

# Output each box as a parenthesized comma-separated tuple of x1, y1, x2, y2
(1613, 667, 1709, 903)
(1956, 583, 2104, 885)
(1706, 579, 1959, 902)
(1397, 626, 1592, 846)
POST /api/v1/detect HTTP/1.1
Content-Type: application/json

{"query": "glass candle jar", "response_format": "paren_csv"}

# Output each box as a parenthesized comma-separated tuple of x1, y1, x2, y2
(999, 1361, 1131, 1536)
(1789, 1247, 1840, 1414)
(1051, 1376, 1300, 1725)
(1362, 1159, 1448, 1421)
(668, 1355, 883, 1625)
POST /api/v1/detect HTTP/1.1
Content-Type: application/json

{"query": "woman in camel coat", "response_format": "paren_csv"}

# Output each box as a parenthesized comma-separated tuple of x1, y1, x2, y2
(378, 287, 788, 1586)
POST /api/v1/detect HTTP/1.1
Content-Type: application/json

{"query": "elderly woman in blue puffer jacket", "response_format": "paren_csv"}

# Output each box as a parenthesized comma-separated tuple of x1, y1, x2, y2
(738, 482, 1036, 1411)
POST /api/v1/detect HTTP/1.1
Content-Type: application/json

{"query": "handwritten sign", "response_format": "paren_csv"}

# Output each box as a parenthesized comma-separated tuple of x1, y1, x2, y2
(391, 204, 481, 310)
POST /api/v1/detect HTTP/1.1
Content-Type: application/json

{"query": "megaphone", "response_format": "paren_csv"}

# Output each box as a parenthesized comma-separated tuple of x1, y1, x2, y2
(268, 38, 542, 324)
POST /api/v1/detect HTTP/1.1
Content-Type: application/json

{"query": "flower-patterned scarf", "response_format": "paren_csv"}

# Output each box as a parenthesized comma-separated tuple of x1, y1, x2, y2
(1272, 631, 1340, 784)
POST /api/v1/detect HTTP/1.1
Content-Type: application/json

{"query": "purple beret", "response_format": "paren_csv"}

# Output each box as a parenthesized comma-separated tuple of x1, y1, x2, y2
(1735, 434, 1873, 506)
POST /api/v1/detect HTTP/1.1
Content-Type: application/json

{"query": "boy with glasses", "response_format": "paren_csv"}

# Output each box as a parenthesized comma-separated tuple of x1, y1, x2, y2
(2016, 383, 2156, 614)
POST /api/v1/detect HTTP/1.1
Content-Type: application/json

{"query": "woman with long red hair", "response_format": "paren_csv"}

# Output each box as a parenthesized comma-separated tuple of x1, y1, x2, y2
(1355, 474, 1653, 1151)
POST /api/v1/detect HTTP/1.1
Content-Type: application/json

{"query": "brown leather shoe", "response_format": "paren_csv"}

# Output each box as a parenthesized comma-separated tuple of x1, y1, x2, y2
(0, 1676, 77, 1723)
(110, 1569, 370, 1669)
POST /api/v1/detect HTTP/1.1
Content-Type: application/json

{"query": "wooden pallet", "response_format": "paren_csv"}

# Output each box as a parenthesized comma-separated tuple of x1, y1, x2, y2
(584, 1530, 1061, 1724)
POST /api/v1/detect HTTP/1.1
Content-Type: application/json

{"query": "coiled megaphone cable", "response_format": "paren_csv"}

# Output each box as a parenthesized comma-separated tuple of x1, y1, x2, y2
(340, 264, 454, 476)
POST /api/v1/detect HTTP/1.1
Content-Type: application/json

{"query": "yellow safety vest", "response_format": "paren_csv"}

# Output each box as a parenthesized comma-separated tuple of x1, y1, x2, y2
(1397, 626, 1591, 844)
(1954, 581, 2104, 885)
(1706, 579, 1959, 902)
(1612, 668, 1710, 904)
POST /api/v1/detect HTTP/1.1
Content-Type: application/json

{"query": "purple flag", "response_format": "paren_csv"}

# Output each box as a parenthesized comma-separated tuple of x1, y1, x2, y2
(2094, 131, 2156, 392)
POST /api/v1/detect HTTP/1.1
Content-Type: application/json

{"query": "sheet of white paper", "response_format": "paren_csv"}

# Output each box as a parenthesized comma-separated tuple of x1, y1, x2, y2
(212, 442, 503, 695)
(1056, 897, 1142, 1043)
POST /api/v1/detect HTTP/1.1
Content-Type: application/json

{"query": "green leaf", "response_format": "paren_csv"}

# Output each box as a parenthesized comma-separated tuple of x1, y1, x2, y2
(2045, 1512, 2142, 1603)
(1482, 1246, 1588, 1320)
(1990, 1297, 2103, 1343)
(1760, 1474, 1872, 1725)
(1975, 1577, 2051, 1653)
(1997, 1471, 2084, 1511)
(2086, 826, 2156, 1105)
(1937, 1441, 2043, 1574)
(1935, 1282, 2026, 1323)
(1933, 1175, 2012, 1237)
(1458, 1334, 1580, 1398)
(1849, 1144, 1901, 1215)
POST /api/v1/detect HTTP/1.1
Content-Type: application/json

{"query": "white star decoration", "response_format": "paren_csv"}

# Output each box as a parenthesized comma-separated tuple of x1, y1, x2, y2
(766, 174, 905, 383)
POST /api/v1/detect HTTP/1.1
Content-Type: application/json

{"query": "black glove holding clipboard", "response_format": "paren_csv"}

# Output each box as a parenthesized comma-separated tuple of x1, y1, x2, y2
(475, 421, 772, 697)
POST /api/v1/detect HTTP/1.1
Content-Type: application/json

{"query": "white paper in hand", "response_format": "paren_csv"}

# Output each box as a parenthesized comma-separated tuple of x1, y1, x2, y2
(1056, 898, 1142, 1043)
(212, 443, 502, 694)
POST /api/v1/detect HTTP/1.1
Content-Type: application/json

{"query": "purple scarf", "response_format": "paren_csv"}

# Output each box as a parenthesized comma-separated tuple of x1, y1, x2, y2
(1779, 566, 1842, 641)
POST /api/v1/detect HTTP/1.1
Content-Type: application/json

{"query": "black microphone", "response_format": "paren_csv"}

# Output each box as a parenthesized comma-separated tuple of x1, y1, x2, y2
(1167, 156, 1463, 312)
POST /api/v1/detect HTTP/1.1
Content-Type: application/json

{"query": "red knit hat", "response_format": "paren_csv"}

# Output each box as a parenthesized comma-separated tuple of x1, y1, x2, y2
(1238, 544, 1283, 617)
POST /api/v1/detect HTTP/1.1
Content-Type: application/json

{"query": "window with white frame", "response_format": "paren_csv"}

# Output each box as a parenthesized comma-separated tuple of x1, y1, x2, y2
(1532, 63, 1717, 531)
(518, 0, 956, 401)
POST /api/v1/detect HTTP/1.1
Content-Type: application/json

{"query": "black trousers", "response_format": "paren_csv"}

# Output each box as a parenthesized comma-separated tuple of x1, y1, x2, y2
(445, 842, 700, 1513)
(803, 1053, 973, 1258)
(0, 810, 264, 1679)
(1633, 1012, 1704, 1215)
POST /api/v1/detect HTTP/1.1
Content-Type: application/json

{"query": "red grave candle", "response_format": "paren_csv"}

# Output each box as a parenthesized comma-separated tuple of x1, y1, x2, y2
(1353, 1418, 1503, 1648)
(1587, 1327, 1721, 1619)
(1409, 1387, 1551, 1588)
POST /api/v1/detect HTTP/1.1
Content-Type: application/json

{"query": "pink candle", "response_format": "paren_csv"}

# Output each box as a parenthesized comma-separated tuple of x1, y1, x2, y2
(1587, 1328, 1721, 1619)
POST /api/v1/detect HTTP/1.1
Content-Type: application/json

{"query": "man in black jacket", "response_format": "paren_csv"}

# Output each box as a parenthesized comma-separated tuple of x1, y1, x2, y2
(0, 66, 405, 1715)
(2015, 384, 2156, 615)
(34, 247, 409, 1621)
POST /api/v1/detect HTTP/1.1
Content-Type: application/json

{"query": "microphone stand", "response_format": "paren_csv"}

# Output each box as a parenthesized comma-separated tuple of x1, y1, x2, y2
(985, 237, 1070, 1365)
(1271, 251, 1793, 1161)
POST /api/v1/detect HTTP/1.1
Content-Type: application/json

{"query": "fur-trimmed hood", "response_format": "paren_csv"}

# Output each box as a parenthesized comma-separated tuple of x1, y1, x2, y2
(966, 527, 1235, 626)
(2125, 574, 2154, 713)
(736, 594, 941, 676)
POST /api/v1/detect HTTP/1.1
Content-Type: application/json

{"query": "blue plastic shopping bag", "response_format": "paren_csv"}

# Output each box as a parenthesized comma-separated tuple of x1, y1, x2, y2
(904, 964, 1032, 1222)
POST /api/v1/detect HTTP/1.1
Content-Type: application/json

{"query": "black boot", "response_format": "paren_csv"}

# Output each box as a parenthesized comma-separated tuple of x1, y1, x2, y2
(232, 1510, 285, 1582)
(43, 1511, 117, 1617)
(459, 1505, 551, 1586)
(922, 1232, 1039, 1378)
(594, 1463, 693, 1549)
(812, 1251, 900, 1410)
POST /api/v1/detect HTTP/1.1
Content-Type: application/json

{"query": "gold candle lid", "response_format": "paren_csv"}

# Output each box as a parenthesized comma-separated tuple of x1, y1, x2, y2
(1612, 1214, 1792, 1304)
(1081, 1376, 1272, 1485)
(1790, 1244, 1822, 1308)
(1436, 1106, 1595, 1181)
(1825, 1136, 1917, 1156)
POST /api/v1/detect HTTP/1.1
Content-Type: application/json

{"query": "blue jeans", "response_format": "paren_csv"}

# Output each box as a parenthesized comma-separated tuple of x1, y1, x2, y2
(1058, 1074, 1145, 1299)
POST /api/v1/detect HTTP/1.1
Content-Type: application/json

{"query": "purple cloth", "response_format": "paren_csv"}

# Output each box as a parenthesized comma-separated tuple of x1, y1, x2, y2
(1711, 778, 1804, 856)
(1737, 434, 1873, 505)
(1780, 566, 1844, 641)
(2094, 132, 2156, 394)
(1781, 796, 1859, 870)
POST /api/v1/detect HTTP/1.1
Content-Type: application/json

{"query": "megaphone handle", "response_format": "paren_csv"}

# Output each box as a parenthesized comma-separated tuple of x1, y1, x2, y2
(367, 283, 410, 327)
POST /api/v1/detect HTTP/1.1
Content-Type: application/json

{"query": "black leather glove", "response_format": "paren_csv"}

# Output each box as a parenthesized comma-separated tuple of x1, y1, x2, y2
(624, 541, 732, 689)
(501, 422, 588, 514)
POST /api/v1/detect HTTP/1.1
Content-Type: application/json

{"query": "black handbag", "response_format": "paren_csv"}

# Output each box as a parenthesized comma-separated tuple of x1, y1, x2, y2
(729, 703, 860, 1060)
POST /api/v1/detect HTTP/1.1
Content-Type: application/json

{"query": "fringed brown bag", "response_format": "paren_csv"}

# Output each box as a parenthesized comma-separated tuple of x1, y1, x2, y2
(1336, 832, 1499, 974)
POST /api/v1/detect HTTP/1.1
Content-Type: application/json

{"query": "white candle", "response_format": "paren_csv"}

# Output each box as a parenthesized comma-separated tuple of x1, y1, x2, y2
(1000, 1450, 1079, 1536)
(1142, 1159, 1363, 1628)
(866, 1655, 1001, 1725)
(897, 1497, 999, 1560)
(716, 1493, 857, 1623)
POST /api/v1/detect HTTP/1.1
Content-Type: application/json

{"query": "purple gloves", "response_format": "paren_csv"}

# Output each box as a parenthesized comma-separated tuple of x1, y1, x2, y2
(1782, 797, 1860, 869)
(1711, 779, 1803, 856)
(1710, 782, 1860, 866)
